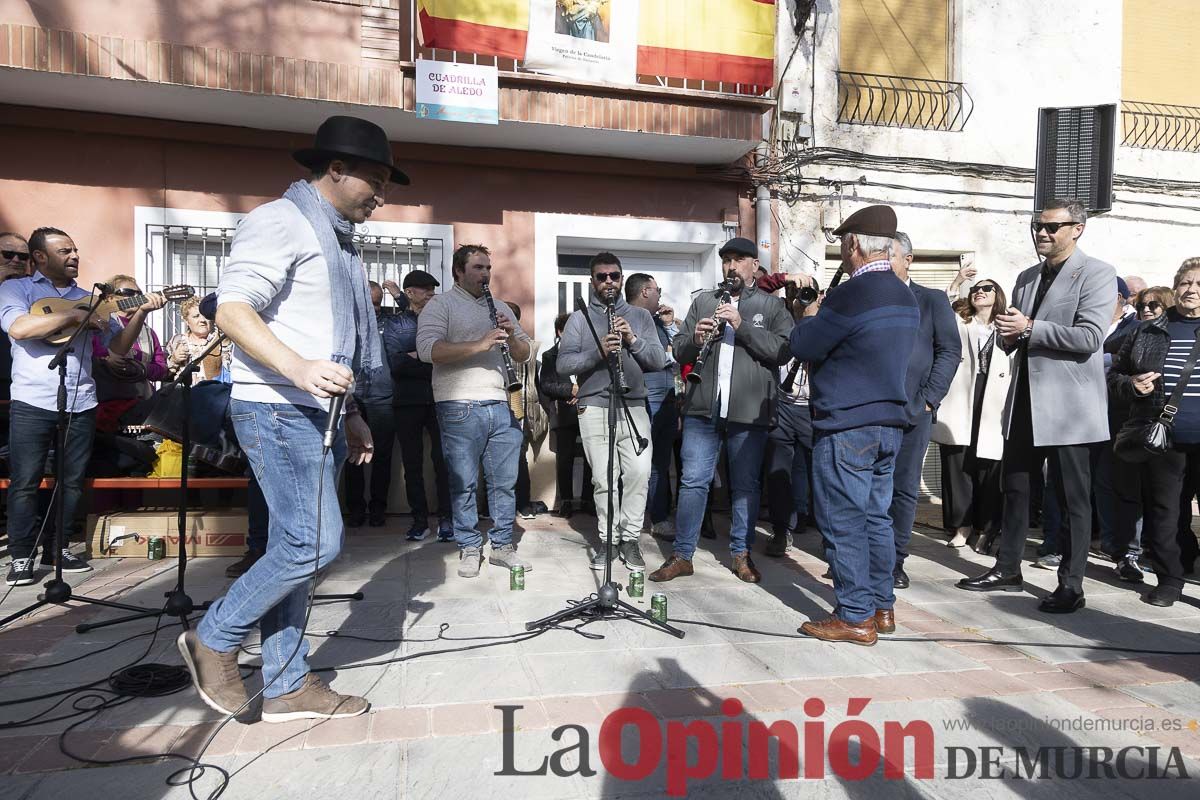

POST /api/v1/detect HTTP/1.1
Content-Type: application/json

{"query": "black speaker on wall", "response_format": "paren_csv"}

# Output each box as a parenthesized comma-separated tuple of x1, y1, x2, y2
(1034, 104, 1116, 214)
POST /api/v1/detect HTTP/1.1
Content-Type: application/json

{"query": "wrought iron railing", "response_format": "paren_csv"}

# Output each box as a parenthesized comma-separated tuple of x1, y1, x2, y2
(836, 71, 973, 132)
(1121, 101, 1200, 153)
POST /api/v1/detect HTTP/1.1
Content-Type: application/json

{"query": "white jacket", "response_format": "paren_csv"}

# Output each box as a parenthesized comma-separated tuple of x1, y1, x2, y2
(930, 318, 1012, 461)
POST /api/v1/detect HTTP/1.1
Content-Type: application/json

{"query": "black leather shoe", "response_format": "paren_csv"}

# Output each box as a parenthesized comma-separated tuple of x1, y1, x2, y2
(1039, 586, 1085, 614)
(971, 531, 998, 555)
(1144, 586, 1181, 607)
(957, 568, 1023, 593)
(893, 569, 910, 589)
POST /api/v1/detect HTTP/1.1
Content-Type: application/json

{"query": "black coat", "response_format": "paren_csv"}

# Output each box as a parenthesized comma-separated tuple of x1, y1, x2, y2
(1108, 312, 1177, 423)
(902, 281, 962, 424)
(537, 344, 578, 430)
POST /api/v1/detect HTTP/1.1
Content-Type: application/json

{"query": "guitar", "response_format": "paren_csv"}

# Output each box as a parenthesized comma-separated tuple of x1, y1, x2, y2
(31, 284, 196, 345)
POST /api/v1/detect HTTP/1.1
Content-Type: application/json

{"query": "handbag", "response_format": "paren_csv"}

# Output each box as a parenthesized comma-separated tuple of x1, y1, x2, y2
(1114, 331, 1200, 463)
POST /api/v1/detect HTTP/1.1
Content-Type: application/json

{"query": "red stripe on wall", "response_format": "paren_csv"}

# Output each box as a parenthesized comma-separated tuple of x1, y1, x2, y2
(417, 9, 528, 61)
(636, 46, 773, 93)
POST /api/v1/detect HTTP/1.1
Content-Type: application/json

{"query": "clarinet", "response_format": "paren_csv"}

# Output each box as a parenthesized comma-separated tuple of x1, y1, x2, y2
(780, 359, 804, 395)
(686, 279, 735, 385)
(480, 282, 522, 392)
(604, 295, 631, 394)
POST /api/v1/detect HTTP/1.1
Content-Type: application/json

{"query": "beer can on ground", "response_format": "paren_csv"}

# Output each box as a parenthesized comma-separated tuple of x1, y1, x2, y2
(628, 571, 644, 598)
(147, 536, 165, 560)
(650, 592, 668, 623)
(510, 565, 525, 591)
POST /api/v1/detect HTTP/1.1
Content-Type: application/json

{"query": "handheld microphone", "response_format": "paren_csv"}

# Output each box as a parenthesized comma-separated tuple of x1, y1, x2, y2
(324, 392, 345, 450)
(199, 291, 218, 322)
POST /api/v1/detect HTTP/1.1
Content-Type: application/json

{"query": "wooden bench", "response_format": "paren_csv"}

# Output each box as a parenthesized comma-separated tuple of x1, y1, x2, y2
(0, 477, 249, 490)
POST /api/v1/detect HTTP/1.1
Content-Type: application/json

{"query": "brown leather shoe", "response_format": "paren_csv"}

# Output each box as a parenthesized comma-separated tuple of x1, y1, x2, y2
(873, 609, 895, 634)
(731, 553, 761, 583)
(648, 554, 693, 582)
(798, 616, 878, 646)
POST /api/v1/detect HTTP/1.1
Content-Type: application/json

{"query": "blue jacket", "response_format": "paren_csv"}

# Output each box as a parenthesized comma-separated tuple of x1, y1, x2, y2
(902, 280, 962, 425)
(381, 304, 434, 406)
(790, 269, 919, 433)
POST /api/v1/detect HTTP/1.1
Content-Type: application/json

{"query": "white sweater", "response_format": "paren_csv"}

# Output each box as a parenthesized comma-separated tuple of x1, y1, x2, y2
(217, 199, 336, 410)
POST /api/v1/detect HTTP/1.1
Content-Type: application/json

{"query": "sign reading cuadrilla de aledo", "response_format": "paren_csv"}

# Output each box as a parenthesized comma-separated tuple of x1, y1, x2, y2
(493, 699, 1194, 794)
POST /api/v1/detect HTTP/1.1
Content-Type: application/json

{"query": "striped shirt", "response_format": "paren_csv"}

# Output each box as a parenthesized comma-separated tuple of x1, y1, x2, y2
(1161, 317, 1200, 444)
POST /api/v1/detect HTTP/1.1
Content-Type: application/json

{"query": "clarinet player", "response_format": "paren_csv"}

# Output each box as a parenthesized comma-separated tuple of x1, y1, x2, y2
(416, 244, 533, 579)
(649, 238, 792, 584)
(557, 253, 666, 572)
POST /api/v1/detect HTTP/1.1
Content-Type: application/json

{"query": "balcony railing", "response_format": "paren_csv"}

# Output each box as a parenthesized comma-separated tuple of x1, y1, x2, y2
(836, 71, 973, 132)
(361, 0, 771, 97)
(1121, 101, 1200, 153)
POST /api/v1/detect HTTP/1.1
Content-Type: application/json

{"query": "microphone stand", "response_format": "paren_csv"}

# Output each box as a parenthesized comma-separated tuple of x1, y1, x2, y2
(76, 333, 361, 635)
(0, 291, 152, 629)
(525, 296, 682, 639)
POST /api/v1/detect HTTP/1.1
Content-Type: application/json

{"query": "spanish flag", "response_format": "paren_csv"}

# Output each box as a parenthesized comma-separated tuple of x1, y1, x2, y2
(416, 0, 529, 61)
(638, 0, 776, 90)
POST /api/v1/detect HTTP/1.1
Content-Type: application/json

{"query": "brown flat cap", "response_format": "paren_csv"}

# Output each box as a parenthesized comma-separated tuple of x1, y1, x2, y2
(833, 205, 898, 238)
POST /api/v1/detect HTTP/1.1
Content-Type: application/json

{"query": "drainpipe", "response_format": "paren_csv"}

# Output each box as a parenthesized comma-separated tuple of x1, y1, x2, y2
(754, 140, 773, 271)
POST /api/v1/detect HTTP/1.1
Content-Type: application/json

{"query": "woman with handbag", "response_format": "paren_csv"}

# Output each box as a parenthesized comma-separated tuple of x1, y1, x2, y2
(1109, 259, 1200, 607)
(931, 280, 1013, 550)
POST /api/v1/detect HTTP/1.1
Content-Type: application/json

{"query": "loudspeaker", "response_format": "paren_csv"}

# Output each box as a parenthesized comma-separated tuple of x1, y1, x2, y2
(1034, 104, 1116, 214)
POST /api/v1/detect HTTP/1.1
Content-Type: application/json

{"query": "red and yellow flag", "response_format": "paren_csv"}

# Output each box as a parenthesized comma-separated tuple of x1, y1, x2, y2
(417, 0, 776, 91)
(638, 0, 776, 90)
(416, 0, 529, 61)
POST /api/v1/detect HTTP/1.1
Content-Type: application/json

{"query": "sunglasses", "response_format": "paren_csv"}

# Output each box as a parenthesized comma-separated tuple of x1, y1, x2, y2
(593, 271, 622, 283)
(1137, 301, 1164, 313)
(970, 284, 997, 294)
(114, 287, 142, 297)
(1, 250, 30, 262)
(1031, 221, 1079, 234)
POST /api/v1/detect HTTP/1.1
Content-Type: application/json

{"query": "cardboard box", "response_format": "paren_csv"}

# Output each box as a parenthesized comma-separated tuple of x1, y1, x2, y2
(88, 509, 248, 559)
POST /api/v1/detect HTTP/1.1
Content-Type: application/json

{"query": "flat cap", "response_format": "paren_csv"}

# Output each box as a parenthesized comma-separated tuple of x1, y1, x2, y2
(403, 269, 440, 289)
(833, 205, 898, 238)
(718, 237, 758, 259)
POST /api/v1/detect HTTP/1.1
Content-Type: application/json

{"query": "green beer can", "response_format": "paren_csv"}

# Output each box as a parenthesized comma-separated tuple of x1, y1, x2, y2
(628, 571, 644, 598)
(510, 565, 525, 591)
(147, 536, 165, 560)
(651, 592, 668, 623)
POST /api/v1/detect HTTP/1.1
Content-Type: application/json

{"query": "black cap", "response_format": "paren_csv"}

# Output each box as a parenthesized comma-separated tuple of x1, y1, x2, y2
(719, 237, 758, 259)
(293, 115, 411, 185)
(403, 269, 440, 289)
(833, 205, 898, 238)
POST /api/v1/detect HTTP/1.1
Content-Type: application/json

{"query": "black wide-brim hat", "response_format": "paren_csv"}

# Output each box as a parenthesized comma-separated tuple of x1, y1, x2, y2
(293, 115, 410, 185)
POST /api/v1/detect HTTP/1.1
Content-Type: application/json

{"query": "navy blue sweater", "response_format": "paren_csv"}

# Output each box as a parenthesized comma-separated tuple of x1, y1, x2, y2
(789, 270, 920, 433)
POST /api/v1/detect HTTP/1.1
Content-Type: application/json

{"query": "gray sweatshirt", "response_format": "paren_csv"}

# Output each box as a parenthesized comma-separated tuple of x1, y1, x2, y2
(556, 290, 667, 407)
(415, 284, 530, 403)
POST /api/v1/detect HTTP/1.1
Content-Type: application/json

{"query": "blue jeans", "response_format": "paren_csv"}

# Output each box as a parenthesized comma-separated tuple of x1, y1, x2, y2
(646, 392, 678, 524)
(198, 401, 346, 699)
(812, 425, 902, 624)
(246, 474, 268, 553)
(890, 411, 932, 570)
(436, 400, 522, 550)
(673, 416, 768, 560)
(7, 401, 96, 559)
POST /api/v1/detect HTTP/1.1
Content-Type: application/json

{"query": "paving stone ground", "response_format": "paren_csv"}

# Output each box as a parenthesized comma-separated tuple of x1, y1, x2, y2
(1, 507, 1199, 798)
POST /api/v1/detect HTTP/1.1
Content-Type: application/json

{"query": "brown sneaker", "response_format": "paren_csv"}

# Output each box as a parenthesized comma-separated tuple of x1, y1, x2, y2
(177, 630, 249, 715)
(225, 548, 264, 578)
(873, 609, 895, 634)
(798, 616, 878, 646)
(261, 673, 369, 723)
(648, 554, 693, 582)
(731, 553, 761, 583)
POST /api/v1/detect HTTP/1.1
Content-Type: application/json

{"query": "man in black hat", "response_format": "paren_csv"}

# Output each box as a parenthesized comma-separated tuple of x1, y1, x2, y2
(180, 115, 407, 723)
(382, 269, 453, 541)
(789, 205, 920, 646)
(648, 237, 792, 585)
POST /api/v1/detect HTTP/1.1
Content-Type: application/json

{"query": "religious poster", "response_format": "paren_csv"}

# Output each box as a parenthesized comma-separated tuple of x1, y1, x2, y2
(523, 0, 640, 85)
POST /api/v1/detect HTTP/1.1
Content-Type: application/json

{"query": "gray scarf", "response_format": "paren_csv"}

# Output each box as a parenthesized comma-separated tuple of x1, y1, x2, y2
(282, 180, 382, 386)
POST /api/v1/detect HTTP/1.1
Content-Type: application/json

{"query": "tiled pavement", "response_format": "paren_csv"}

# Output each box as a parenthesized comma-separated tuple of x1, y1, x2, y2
(1, 508, 1199, 798)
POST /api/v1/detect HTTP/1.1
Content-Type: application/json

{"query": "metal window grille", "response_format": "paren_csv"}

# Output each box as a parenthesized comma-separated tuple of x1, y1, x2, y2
(836, 72, 974, 132)
(143, 223, 442, 342)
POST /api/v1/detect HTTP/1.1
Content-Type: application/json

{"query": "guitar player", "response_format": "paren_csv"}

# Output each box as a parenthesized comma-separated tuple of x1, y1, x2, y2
(0, 227, 165, 586)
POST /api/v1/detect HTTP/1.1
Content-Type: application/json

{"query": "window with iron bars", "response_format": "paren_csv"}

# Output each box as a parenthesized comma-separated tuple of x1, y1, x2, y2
(143, 223, 443, 342)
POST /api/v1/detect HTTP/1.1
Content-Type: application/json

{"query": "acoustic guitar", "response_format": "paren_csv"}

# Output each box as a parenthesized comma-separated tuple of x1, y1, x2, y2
(30, 284, 195, 345)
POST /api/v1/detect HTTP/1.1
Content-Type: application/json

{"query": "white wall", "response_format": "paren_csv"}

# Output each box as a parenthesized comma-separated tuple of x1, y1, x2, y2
(773, 0, 1200, 295)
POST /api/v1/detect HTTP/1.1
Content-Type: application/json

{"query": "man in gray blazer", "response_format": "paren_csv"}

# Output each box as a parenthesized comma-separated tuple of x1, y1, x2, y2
(958, 198, 1116, 613)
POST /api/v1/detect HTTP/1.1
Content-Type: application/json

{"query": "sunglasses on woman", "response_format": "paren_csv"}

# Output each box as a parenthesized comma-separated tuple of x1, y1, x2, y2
(1, 250, 30, 262)
(1137, 301, 1164, 313)
(970, 284, 997, 294)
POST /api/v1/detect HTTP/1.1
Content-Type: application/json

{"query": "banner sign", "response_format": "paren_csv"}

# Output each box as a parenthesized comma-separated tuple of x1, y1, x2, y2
(415, 60, 500, 125)
(523, 0, 639, 85)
